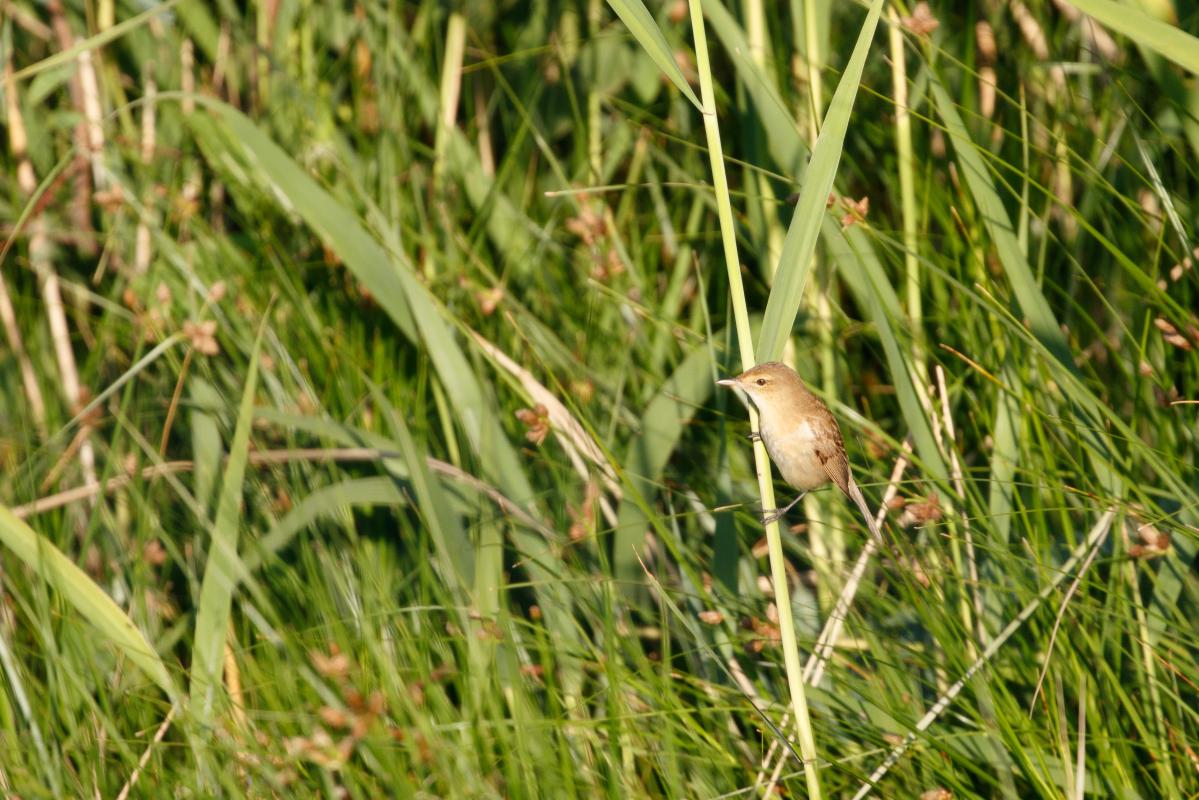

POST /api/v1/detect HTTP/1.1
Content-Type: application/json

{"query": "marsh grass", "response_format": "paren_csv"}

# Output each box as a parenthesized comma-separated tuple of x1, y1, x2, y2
(0, 1, 1196, 797)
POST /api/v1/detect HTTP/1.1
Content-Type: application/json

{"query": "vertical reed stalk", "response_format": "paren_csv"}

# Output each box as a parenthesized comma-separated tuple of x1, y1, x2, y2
(888, 9, 925, 387)
(588, 0, 604, 180)
(800, 0, 842, 611)
(688, 2, 822, 796)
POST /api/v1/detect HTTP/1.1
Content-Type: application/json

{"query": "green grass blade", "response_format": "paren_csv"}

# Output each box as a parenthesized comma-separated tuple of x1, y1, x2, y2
(190, 102, 417, 343)
(930, 80, 1071, 366)
(243, 477, 405, 575)
(612, 343, 715, 589)
(189, 327, 264, 723)
(0, 506, 177, 698)
(605, 0, 702, 110)
(987, 363, 1021, 549)
(189, 378, 224, 514)
(10, 0, 184, 82)
(195, 103, 573, 636)
(757, 0, 884, 362)
(824, 220, 948, 483)
(376, 388, 476, 601)
(1065, 0, 1199, 75)
(702, 0, 806, 173)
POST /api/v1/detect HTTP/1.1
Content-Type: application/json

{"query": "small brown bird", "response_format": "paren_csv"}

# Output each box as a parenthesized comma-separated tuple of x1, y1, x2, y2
(718, 361, 880, 538)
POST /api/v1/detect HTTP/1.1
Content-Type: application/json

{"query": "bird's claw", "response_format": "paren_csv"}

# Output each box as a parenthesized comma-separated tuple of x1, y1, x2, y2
(745, 431, 762, 443)
(761, 509, 782, 525)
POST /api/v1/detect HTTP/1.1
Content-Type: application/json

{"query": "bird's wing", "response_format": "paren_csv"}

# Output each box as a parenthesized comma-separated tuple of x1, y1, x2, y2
(813, 412, 851, 497)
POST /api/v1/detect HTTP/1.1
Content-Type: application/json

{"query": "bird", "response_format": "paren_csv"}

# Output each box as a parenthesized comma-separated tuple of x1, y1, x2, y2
(718, 361, 880, 539)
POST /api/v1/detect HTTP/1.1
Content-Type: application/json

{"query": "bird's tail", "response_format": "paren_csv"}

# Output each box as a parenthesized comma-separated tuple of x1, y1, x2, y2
(847, 477, 883, 543)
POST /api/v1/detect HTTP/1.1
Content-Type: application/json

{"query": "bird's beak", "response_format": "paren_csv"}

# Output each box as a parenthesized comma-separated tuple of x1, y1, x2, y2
(716, 378, 738, 387)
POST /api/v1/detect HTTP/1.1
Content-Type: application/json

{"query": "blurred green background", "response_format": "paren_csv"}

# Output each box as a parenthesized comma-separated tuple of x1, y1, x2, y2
(0, 0, 1196, 796)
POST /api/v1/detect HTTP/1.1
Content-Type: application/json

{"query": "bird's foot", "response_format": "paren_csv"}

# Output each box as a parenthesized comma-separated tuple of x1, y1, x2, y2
(761, 492, 806, 526)
(745, 431, 762, 443)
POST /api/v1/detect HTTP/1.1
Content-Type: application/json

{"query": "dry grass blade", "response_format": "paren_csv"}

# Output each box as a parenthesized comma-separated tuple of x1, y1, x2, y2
(850, 511, 1117, 800)
(12, 448, 552, 539)
(803, 440, 911, 687)
(1028, 523, 1108, 713)
(469, 327, 620, 517)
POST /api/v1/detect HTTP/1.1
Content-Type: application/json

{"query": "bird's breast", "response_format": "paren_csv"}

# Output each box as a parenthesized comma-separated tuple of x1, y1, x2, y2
(760, 417, 830, 491)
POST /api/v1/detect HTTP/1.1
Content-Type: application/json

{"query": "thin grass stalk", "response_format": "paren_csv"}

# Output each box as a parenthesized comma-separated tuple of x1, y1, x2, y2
(1121, 523, 1179, 796)
(850, 510, 1117, 800)
(803, 0, 825, 129)
(742, 0, 785, 277)
(888, 9, 925, 386)
(588, 0, 603, 180)
(114, 705, 177, 800)
(432, 10, 467, 208)
(0, 626, 57, 793)
(134, 75, 156, 274)
(927, 377, 976, 654)
(936, 365, 983, 644)
(687, 3, 821, 796)
(1, 57, 48, 436)
(797, 1, 843, 610)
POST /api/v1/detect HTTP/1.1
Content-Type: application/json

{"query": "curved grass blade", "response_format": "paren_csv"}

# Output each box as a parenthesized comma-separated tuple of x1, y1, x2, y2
(10, 0, 184, 82)
(1065, 0, 1199, 75)
(702, 0, 806, 174)
(188, 103, 417, 343)
(0, 506, 177, 698)
(824, 221, 948, 483)
(189, 326, 264, 723)
(757, 0, 884, 362)
(243, 477, 407, 575)
(193, 103, 578, 647)
(612, 343, 715, 590)
(605, 0, 702, 110)
(930, 80, 1070, 367)
(197, 101, 538, 514)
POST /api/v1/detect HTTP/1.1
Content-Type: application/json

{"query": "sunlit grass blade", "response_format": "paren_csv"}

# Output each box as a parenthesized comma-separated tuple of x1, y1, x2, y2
(824, 221, 948, 483)
(757, 0, 884, 362)
(605, 0, 702, 110)
(1064, 0, 1199, 75)
(612, 343, 714, 590)
(930, 81, 1070, 366)
(189, 326, 263, 723)
(190, 102, 417, 343)
(0, 506, 177, 698)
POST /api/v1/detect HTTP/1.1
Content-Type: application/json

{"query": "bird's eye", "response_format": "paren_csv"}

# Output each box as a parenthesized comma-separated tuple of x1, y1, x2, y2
(756, 378, 767, 386)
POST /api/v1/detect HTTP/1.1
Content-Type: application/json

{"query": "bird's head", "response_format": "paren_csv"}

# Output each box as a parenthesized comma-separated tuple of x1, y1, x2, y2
(716, 361, 805, 413)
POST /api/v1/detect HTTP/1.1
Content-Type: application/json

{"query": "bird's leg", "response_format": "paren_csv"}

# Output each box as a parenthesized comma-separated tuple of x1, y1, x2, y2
(745, 431, 762, 442)
(761, 492, 807, 525)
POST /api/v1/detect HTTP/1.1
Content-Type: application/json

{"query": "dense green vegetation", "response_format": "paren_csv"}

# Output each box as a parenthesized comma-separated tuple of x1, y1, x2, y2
(1, 0, 1197, 796)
